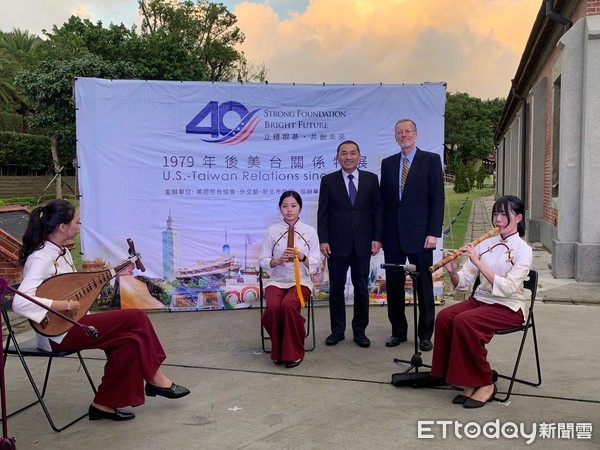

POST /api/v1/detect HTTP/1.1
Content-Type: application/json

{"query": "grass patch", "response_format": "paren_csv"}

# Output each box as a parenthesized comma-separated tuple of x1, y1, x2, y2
(443, 187, 494, 251)
(441, 186, 494, 290)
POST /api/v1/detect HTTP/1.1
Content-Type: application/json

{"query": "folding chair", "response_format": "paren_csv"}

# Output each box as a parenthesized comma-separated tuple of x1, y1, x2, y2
(1, 285, 97, 432)
(258, 269, 316, 353)
(471, 269, 542, 402)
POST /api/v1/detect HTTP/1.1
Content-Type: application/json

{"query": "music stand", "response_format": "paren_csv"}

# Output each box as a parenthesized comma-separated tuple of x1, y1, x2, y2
(381, 264, 443, 388)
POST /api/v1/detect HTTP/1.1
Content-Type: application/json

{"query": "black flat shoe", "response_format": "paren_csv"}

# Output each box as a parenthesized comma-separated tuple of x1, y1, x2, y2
(452, 394, 470, 404)
(89, 404, 135, 421)
(285, 358, 303, 368)
(463, 384, 497, 409)
(145, 382, 190, 399)
(273, 359, 283, 365)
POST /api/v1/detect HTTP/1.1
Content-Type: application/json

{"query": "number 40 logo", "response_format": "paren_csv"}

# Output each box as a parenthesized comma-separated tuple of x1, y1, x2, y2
(186, 101, 261, 144)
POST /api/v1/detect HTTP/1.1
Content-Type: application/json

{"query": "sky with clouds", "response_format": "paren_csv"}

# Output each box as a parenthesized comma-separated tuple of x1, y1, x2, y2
(0, 0, 541, 99)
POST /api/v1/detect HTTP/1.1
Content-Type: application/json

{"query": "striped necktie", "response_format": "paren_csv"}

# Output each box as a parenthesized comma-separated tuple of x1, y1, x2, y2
(401, 157, 410, 192)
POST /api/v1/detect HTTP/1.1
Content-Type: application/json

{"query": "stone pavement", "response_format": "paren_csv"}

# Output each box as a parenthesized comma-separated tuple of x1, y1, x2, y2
(1, 195, 599, 449)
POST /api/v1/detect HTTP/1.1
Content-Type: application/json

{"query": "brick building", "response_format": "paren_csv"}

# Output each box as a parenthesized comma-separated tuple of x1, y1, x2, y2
(0, 206, 28, 285)
(495, 0, 600, 282)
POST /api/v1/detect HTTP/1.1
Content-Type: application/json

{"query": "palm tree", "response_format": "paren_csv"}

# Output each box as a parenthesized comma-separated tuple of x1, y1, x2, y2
(0, 28, 38, 124)
(0, 28, 38, 54)
(0, 53, 19, 103)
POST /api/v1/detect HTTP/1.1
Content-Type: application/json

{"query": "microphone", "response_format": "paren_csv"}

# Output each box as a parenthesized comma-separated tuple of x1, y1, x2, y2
(380, 263, 418, 273)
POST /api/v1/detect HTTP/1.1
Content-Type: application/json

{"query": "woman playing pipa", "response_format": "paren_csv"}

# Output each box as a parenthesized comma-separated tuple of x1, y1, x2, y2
(13, 199, 189, 422)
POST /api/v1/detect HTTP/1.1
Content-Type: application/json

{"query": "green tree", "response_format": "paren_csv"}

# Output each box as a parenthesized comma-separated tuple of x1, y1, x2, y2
(445, 92, 504, 165)
(31, 2, 263, 82)
(0, 52, 18, 104)
(453, 163, 470, 193)
(0, 28, 38, 110)
(138, 0, 247, 81)
(15, 54, 138, 198)
(475, 165, 487, 189)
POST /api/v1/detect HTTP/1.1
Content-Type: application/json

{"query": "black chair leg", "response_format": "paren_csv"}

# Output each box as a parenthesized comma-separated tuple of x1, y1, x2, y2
(494, 316, 541, 402)
(4, 348, 96, 432)
(260, 299, 316, 353)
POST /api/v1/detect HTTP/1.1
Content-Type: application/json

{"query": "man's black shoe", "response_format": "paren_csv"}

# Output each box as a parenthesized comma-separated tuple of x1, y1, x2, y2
(385, 336, 407, 347)
(353, 333, 371, 348)
(419, 339, 433, 352)
(325, 333, 344, 346)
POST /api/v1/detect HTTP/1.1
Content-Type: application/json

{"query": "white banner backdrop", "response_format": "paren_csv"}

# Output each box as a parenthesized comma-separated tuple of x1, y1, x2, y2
(75, 78, 446, 310)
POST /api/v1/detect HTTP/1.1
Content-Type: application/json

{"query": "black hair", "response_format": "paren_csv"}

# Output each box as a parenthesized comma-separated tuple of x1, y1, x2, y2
(278, 190, 303, 209)
(336, 140, 360, 154)
(492, 195, 526, 237)
(19, 199, 76, 264)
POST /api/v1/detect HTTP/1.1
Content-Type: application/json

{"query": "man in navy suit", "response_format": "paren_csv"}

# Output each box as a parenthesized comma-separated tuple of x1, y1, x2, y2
(318, 140, 383, 348)
(380, 119, 444, 351)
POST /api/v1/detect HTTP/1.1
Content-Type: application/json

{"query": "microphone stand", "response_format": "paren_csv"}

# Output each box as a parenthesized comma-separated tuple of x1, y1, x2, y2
(392, 270, 429, 371)
(382, 265, 444, 388)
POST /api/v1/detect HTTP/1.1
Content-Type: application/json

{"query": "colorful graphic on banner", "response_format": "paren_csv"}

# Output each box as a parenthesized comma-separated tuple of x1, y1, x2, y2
(75, 79, 446, 311)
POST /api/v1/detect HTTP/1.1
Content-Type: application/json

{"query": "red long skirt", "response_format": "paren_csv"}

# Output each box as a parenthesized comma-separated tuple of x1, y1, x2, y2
(261, 285, 310, 363)
(51, 308, 166, 408)
(430, 297, 524, 387)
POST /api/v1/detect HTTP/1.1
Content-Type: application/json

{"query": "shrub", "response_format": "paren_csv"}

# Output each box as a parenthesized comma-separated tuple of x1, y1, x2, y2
(0, 131, 52, 174)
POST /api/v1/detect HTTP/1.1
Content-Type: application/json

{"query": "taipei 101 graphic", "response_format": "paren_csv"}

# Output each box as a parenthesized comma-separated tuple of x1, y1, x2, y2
(161, 212, 241, 282)
(162, 211, 179, 281)
(160, 211, 261, 310)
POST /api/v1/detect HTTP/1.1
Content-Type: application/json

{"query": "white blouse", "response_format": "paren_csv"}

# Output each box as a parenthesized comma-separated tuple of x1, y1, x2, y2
(454, 233, 533, 314)
(13, 241, 76, 350)
(259, 219, 322, 292)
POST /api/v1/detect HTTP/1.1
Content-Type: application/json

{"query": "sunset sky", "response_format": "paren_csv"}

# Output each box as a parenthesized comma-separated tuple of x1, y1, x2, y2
(1, 0, 542, 99)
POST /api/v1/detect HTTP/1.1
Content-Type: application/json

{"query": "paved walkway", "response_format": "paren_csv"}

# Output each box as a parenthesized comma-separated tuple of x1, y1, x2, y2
(1, 195, 599, 449)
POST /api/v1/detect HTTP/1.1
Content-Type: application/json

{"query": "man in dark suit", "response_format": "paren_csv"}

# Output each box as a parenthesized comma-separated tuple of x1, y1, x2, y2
(380, 119, 444, 352)
(318, 140, 383, 348)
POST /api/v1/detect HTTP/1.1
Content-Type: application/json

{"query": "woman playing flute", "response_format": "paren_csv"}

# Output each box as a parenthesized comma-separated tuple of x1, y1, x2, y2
(259, 191, 322, 368)
(430, 195, 533, 408)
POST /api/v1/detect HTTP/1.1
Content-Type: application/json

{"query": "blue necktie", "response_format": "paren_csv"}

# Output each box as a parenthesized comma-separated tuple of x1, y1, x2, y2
(348, 174, 357, 206)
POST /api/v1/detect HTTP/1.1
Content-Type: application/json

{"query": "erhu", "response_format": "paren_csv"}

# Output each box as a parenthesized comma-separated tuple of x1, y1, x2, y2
(429, 227, 500, 272)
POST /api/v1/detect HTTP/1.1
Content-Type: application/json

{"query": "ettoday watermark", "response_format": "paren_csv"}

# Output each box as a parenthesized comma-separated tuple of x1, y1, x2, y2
(417, 420, 593, 444)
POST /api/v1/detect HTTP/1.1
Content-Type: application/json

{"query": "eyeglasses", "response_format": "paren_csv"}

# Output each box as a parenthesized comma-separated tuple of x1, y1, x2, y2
(396, 129, 415, 136)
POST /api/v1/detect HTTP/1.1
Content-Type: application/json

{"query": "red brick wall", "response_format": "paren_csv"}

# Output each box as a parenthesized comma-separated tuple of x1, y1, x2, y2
(534, 0, 596, 228)
(536, 47, 561, 228)
(0, 259, 22, 286)
(587, 0, 600, 16)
